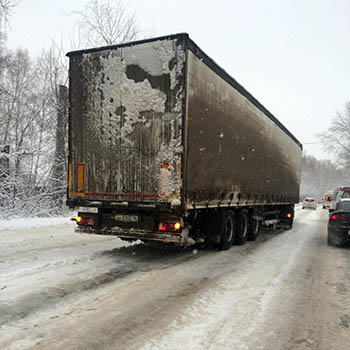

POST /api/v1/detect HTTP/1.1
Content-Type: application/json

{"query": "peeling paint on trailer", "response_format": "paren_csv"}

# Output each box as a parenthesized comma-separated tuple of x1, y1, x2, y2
(68, 37, 186, 202)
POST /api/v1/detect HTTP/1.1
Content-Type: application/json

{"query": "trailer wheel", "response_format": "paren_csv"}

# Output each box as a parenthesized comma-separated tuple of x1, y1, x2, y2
(235, 209, 248, 245)
(219, 211, 235, 250)
(247, 209, 260, 241)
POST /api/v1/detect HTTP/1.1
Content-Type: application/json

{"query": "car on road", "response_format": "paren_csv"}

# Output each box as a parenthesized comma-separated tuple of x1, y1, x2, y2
(302, 197, 317, 210)
(322, 191, 333, 209)
(327, 198, 350, 247)
(329, 186, 350, 212)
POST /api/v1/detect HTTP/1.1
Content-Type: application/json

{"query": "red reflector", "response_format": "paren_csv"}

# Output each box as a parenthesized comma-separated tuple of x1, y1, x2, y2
(158, 223, 166, 231)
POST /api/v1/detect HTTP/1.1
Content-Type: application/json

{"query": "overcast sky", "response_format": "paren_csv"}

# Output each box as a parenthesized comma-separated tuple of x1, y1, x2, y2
(6, 0, 350, 161)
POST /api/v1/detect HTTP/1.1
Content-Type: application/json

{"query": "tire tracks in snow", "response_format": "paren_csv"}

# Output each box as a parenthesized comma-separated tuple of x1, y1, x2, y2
(0, 243, 203, 328)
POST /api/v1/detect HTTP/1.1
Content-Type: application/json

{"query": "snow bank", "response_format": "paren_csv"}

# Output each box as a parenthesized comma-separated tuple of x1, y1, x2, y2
(0, 217, 74, 231)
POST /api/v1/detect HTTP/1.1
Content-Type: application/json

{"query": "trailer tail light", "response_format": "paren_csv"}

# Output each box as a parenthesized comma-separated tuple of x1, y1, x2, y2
(76, 216, 94, 226)
(330, 213, 347, 221)
(158, 221, 182, 232)
(281, 213, 292, 218)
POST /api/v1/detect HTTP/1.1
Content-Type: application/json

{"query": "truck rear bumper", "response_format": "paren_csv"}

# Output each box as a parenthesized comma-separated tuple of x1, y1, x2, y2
(75, 226, 195, 246)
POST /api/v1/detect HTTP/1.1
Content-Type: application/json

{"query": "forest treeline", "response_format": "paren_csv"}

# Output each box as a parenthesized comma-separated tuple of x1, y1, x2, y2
(302, 103, 350, 199)
(300, 154, 349, 200)
(0, 2, 68, 217)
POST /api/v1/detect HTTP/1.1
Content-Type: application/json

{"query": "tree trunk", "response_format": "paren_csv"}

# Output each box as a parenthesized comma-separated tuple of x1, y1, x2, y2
(52, 85, 68, 210)
(0, 144, 10, 206)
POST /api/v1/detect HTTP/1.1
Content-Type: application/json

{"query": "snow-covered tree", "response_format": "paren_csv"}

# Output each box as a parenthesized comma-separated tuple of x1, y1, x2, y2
(34, 44, 68, 211)
(300, 154, 349, 200)
(0, 44, 68, 217)
(318, 102, 350, 167)
(0, 0, 18, 101)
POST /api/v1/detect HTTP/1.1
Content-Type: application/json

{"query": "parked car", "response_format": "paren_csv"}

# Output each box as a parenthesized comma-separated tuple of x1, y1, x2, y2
(327, 199, 350, 247)
(329, 186, 350, 212)
(302, 197, 317, 210)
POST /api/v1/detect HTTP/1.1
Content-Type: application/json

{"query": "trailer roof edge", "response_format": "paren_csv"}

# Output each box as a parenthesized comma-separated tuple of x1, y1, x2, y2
(66, 33, 189, 57)
(66, 32, 302, 150)
(185, 37, 302, 150)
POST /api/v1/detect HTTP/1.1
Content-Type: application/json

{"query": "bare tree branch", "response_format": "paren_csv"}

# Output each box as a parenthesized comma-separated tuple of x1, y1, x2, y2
(0, 0, 20, 29)
(74, 0, 140, 48)
(318, 102, 350, 166)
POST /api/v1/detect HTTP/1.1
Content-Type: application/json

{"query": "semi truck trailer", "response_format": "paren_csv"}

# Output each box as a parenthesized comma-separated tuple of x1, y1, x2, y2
(66, 33, 302, 250)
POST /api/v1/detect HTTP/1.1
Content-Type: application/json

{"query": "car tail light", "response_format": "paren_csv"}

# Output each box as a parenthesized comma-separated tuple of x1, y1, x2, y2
(158, 221, 182, 232)
(330, 213, 347, 221)
(76, 216, 94, 226)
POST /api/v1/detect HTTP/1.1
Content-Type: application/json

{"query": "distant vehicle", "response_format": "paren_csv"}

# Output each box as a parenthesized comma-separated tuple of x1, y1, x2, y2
(329, 187, 350, 212)
(327, 198, 350, 247)
(322, 191, 333, 209)
(302, 197, 317, 210)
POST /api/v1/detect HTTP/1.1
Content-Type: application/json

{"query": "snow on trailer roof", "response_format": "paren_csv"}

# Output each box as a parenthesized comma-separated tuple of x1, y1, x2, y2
(66, 33, 303, 149)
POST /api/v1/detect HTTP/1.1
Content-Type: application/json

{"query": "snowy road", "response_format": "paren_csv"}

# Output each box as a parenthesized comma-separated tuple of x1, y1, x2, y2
(1, 207, 350, 350)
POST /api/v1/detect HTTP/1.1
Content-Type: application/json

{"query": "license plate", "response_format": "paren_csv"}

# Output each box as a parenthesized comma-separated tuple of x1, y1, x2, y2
(114, 215, 139, 223)
(78, 207, 98, 213)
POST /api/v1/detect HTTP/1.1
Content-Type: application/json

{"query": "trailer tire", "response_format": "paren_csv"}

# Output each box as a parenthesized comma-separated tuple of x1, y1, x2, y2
(247, 209, 260, 241)
(235, 209, 248, 245)
(219, 211, 235, 250)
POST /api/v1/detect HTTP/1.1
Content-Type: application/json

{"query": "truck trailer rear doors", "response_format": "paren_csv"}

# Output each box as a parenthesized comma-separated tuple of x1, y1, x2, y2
(68, 37, 186, 204)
